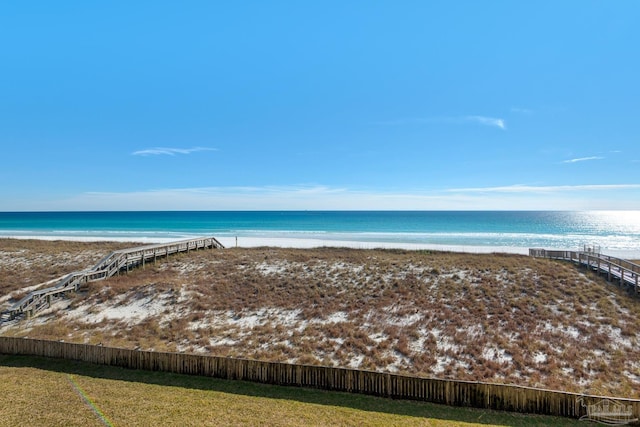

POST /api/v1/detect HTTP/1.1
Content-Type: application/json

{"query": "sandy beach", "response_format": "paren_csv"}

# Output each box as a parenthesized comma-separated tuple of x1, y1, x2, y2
(7, 233, 640, 259)
(0, 233, 552, 256)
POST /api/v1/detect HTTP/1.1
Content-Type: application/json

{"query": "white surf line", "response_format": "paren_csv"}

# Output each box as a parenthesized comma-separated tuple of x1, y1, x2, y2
(66, 374, 114, 427)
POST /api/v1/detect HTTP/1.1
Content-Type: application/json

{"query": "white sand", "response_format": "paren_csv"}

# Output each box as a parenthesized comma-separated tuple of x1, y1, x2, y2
(218, 236, 532, 255)
(2, 234, 532, 255)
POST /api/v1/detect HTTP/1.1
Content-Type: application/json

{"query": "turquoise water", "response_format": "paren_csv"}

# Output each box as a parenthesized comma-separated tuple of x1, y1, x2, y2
(0, 211, 639, 257)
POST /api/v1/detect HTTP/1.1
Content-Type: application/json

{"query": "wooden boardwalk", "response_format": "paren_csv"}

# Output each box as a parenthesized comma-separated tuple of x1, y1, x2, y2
(2, 236, 224, 321)
(529, 248, 640, 292)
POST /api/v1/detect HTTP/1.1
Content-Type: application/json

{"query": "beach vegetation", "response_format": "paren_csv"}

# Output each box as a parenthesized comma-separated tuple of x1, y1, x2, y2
(2, 239, 640, 399)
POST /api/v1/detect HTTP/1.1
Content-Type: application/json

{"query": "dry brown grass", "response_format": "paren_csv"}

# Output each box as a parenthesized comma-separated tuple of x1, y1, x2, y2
(3, 241, 640, 399)
(0, 239, 134, 296)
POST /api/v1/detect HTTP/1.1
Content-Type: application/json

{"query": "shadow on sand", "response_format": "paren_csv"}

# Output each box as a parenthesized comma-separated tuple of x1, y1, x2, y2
(0, 354, 582, 427)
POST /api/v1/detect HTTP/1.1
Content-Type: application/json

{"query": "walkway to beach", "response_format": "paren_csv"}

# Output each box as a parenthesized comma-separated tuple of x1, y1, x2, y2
(1, 236, 224, 322)
(529, 248, 640, 292)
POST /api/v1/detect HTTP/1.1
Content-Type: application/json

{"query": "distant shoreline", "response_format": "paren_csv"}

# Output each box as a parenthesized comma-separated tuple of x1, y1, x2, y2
(5, 234, 640, 259)
(0, 234, 601, 257)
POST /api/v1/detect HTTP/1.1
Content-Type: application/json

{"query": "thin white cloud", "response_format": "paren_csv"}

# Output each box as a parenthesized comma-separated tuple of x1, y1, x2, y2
(464, 115, 506, 130)
(376, 115, 506, 130)
(132, 147, 217, 156)
(447, 183, 640, 193)
(6, 183, 640, 211)
(562, 156, 604, 164)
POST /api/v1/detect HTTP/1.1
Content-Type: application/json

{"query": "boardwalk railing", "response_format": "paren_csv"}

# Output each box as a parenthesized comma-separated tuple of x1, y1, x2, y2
(5, 236, 224, 320)
(530, 249, 640, 293)
(1, 337, 639, 421)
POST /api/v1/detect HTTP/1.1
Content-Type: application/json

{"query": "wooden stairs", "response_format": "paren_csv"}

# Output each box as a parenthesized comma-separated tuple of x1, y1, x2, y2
(1, 236, 224, 322)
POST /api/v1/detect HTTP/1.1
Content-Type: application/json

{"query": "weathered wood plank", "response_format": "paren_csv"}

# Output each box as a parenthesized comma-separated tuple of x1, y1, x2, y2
(4, 236, 224, 320)
(529, 249, 640, 290)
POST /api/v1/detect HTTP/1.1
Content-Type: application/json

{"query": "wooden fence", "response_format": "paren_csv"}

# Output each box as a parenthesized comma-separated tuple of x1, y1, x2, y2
(2, 337, 639, 420)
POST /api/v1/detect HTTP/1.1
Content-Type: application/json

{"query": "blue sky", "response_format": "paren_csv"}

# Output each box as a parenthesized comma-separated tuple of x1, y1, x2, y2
(1, 1, 639, 211)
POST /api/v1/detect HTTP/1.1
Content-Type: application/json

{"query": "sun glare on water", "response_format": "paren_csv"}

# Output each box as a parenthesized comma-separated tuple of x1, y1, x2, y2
(587, 211, 640, 234)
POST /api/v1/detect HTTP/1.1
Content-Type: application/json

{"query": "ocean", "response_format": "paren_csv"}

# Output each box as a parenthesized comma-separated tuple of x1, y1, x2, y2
(0, 211, 639, 258)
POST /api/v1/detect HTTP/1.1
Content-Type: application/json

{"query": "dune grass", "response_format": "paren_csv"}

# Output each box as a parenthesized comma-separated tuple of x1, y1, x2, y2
(6, 245, 640, 397)
(0, 239, 134, 296)
(3, 240, 640, 400)
(0, 354, 585, 427)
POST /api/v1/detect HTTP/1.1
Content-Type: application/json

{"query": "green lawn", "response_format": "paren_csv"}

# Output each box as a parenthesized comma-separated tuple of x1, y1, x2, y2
(0, 355, 587, 427)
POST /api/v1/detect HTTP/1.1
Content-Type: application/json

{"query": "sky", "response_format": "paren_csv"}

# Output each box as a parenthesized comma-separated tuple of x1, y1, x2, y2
(1, 1, 639, 211)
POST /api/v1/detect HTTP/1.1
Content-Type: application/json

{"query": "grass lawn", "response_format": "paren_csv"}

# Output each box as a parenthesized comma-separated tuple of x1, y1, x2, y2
(0, 355, 586, 427)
